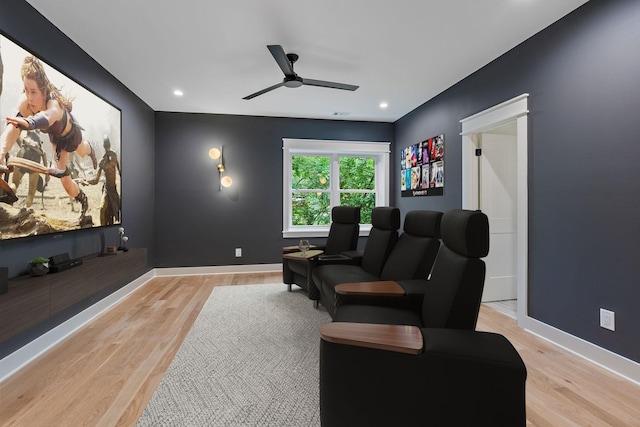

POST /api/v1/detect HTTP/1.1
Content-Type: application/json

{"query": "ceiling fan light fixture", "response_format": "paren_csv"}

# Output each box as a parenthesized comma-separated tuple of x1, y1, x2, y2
(283, 76, 303, 88)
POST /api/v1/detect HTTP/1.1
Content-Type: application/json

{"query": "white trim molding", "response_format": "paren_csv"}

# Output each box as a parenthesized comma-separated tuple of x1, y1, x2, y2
(460, 93, 530, 134)
(282, 138, 390, 238)
(460, 93, 529, 327)
(523, 316, 640, 386)
(461, 93, 640, 386)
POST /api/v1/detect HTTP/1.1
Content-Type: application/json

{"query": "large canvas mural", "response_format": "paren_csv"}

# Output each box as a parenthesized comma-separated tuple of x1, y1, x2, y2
(0, 34, 122, 240)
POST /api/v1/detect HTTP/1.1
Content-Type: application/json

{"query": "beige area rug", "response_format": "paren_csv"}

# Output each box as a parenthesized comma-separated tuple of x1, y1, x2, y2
(137, 283, 330, 426)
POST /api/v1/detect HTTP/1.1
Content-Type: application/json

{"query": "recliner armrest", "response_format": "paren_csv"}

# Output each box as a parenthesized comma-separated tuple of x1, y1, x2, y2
(314, 250, 362, 266)
(395, 279, 430, 296)
(340, 249, 363, 260)
(334, 280, 425, 313)
(320, 322, 423, 355)
(317, 253, 350, 261)
(335, 281, 405, 297)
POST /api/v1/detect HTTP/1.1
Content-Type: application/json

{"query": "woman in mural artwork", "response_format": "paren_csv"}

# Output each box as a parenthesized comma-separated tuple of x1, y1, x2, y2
(0, 55, 97, 220)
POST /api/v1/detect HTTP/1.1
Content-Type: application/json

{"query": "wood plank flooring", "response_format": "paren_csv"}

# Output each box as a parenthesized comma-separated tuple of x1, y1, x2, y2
(1, 273, 639, 426)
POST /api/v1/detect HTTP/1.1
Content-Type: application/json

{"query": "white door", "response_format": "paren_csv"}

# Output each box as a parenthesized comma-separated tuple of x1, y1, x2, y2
(479, 127, 517, 302)
(461, 93, 528, 323)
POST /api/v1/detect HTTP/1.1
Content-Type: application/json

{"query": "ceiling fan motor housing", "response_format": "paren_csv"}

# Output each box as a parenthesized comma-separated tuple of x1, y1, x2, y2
(284, 75, 303, 88)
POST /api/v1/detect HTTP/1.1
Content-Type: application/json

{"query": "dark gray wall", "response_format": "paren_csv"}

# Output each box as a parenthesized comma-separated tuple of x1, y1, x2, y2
(395, 0, 640, 362)
(154, 113, 393, 267)
(0, 0, 156, 277)
(5, 0, 638, 366)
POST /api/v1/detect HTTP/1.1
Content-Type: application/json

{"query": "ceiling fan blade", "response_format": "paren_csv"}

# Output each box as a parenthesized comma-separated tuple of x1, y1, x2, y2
(302, 78, 359, 91)
(267, 45, 295, 76)
(242, 82, 285, 100)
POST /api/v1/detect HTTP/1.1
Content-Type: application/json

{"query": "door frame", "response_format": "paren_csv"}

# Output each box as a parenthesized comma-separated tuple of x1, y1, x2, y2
(460, 94, 529, 326)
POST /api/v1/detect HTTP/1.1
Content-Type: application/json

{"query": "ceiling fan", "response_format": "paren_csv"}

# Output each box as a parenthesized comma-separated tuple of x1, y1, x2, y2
(243, 45, 359, 100)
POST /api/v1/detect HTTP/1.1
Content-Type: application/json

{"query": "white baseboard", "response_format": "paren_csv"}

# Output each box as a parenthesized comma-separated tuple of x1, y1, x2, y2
(522, 316, 640, 386)
(4, 265, 638, 389)
(0, 270, 155, 382)
(0, 264, 281, 381)
(153, 263, 282, 277)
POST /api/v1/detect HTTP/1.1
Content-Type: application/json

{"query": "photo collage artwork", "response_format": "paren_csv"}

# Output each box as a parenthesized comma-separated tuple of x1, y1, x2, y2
(400, 133, 444, 197)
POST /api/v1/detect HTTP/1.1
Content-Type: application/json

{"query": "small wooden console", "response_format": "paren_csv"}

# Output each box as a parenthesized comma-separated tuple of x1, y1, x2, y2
(0, 248, 148, 354)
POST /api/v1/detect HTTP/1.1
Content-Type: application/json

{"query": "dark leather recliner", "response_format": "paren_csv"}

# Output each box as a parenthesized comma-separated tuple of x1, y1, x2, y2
(319, 326, 527, 426)
(311, 206, 401, 316)
(313, 208, 443, 317)
(320, 210, 526, 426)
(283, 206, 360, 297)
(333, 209, 489, 331)
(335, 210, 443, 312)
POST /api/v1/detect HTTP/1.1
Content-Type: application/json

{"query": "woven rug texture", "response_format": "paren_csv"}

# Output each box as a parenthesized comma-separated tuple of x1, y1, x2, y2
(137, 283, 330, 426)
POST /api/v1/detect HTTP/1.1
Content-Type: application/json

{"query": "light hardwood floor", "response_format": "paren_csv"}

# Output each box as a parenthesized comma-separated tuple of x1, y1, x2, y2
(1, 273, 639, 426)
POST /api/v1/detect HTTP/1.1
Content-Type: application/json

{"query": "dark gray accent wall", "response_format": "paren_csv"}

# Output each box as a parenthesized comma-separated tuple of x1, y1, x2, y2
(154, 112, 393, 267)
(0, 0, 156, 277)
(395, 0, 640, 362)
(5, 0, 638, 367)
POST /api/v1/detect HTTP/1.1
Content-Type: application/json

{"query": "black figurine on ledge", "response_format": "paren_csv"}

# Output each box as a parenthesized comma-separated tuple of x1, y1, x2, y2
(118, 227, 129, 252)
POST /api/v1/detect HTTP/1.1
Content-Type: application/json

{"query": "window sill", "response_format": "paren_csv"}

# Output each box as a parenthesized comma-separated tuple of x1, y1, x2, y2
(283, 225, 371, 239)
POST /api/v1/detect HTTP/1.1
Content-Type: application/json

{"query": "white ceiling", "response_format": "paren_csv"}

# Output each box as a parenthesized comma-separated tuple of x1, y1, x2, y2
(26, 0, 589, 123)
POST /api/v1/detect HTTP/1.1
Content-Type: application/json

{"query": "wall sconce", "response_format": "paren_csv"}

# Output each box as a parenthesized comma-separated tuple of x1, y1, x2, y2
(209, 146, 233, 190)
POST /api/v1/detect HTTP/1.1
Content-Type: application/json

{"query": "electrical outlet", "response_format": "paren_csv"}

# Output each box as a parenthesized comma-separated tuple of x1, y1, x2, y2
(600, 308, 615, 331)
(235, 248, 242, 257)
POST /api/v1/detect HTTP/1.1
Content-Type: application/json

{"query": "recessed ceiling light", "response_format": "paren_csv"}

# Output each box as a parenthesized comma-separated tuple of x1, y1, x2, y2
(173, 89, 184, 96)
(379, 102, 388, 109)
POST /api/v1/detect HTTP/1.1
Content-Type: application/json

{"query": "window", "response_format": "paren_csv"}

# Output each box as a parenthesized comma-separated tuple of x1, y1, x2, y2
(283, 139, 390, 238)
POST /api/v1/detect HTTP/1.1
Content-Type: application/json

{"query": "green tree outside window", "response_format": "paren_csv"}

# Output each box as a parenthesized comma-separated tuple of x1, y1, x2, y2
(291, 155, 375, 226)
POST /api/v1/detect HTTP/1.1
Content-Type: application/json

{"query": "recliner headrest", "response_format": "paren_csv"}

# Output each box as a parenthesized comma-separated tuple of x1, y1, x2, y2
(332, 206, 361, 224)
(371, 207, 400, 231)
(441, 209, 489, 258)
(403, 210, 442, 238)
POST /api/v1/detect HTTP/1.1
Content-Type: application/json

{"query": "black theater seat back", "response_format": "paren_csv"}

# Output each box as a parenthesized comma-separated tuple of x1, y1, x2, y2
(379, 210, 442, 280)
(323, 206, 361, 255)
(421, 209, 489, 330)
(360, 207, 400, 277)
(283, 205, 360, 296)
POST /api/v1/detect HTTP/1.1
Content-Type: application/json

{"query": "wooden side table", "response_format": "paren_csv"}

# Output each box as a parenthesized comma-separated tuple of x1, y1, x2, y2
(282, 244, 317, 254)
(282, 249, 323, 261)
(282, 250, 323, 297)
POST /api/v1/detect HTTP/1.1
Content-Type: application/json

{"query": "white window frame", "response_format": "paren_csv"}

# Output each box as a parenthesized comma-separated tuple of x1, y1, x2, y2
(283, 138, 390, 238)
